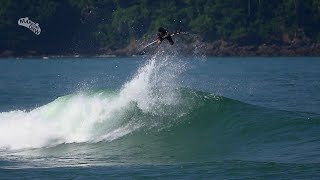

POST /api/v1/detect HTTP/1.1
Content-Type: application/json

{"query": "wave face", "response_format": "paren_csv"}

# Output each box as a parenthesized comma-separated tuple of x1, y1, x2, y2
(0, 51, 320, 166)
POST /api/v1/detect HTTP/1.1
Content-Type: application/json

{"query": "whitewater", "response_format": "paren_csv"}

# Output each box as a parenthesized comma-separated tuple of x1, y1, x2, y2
(0, 50, 187, 150)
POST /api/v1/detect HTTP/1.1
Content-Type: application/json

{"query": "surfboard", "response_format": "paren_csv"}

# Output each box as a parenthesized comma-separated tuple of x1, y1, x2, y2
(142, 31, 188, 50)
(142, 40, 158, 49)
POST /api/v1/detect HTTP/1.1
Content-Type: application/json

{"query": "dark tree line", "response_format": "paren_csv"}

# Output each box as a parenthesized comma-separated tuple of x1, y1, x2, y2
(1, 0, 320, 55)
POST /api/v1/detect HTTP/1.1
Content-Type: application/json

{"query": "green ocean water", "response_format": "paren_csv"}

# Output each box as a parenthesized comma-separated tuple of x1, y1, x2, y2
(0, 53, 320, 179)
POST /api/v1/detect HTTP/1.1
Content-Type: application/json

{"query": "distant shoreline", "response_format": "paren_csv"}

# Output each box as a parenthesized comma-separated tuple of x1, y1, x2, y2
(202, 40, 320, 57)
(2, 40, 320, 58)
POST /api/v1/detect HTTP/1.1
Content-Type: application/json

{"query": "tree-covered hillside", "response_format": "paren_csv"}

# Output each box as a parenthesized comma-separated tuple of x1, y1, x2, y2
(1, 0, 320, 55)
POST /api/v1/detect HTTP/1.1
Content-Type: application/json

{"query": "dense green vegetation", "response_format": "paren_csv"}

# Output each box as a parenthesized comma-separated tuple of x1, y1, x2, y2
(1, 0, 320, 54)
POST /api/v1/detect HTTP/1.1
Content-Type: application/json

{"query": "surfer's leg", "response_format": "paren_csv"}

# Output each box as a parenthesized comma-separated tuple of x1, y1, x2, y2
(167, 36, 174, 45)
(156, 37, 163, 44)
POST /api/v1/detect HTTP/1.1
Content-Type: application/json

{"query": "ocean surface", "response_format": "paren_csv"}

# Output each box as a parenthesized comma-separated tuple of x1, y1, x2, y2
(0, 52, 320, 179)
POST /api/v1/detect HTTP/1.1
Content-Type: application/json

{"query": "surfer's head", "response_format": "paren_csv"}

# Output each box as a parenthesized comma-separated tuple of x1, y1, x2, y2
(157, 27, 168, 39)
(158, 27, 167, 33)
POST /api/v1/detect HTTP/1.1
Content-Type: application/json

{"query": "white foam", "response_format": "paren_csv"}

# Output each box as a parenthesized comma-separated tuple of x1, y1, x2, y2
(0, 51, 186, 150)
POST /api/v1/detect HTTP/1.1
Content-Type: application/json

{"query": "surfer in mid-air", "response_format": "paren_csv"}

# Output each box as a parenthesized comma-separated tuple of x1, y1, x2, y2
(156, 27, 175, 45)
(142, 27, 185, 50)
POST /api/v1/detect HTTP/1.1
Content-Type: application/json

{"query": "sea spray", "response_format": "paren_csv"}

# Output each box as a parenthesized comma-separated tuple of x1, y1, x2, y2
(0, 49, 188, 150)
(120, 49, 187, 113)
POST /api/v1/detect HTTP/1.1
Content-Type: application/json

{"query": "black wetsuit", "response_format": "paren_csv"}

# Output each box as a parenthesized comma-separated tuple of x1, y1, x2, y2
(157, 27, 174, 45)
